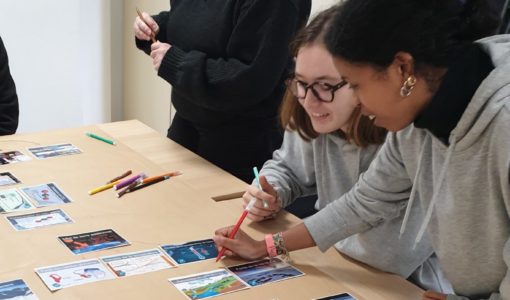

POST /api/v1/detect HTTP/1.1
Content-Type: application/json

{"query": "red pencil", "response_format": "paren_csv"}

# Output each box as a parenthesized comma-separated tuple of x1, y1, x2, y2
(215, 210, 249, 262)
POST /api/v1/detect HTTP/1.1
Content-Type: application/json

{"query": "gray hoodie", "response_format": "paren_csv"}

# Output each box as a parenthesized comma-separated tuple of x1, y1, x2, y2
(260, 130, 451, 291)
(304, 35, 510, 299)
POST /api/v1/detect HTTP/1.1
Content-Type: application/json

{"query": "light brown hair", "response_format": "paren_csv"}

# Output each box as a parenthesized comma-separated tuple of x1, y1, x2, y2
(280, 6, 387, 147)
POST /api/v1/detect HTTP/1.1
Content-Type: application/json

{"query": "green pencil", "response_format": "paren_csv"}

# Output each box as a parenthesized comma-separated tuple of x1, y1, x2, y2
(86, 132, 116, 145)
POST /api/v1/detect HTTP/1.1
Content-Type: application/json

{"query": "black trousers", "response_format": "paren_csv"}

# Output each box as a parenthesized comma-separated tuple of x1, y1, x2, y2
(167, 114, 283, 183)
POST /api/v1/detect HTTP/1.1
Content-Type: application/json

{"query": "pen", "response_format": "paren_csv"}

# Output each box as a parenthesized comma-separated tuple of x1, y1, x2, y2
(86, 132, 116, 145)
(215, 198, 257, 262)
(253, 167, 269, 208)
(88, 179, 122, 195)
(128, 175, 168, 193)
(136, 7, 156, 43)
(106, 170, 132, 184)
(114, 173, 145, 190)
(142, 171, 182, 184)
(117, 178, 143, 198)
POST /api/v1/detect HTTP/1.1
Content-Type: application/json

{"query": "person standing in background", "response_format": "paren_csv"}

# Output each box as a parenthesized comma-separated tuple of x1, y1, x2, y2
(134, 0, 311, 182)
(0, 36, 19, 135)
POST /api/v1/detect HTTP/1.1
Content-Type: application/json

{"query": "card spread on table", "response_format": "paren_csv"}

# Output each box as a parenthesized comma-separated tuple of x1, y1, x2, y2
(58, 229, 129, 255)
(6, 209, 73, 231)
(0, 279, 38, 300)
(28, 143, 82, 159)
(0, 172, 20, 187)
(161, 238, 218, 265)
(20, 183, 72, 207)
(35, 258, 114, 291)
(100, 248, 175, 277)
(0, 151, 31, 165)
(227, 258, 304, 287)
(314, 292, 357, 300)
(168, 269, 249, 300)
(0, 189, 34, 214)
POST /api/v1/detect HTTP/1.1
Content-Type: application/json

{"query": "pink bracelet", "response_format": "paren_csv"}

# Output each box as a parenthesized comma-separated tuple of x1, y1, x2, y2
(265, 234, 277, 257)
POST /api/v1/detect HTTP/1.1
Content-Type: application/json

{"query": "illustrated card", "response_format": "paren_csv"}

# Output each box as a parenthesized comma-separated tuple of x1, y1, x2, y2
(0, 172, 20, 187)
(101, 248, 175, 277)
(35, 258, 114, 291)
(6, 209, 73, 231)
(20, 183, 72, 207)
(161, 238, 218, 265)
(314, 293, 357, 300)
(0, 189, 34, 214)
(168, 269, 248, 300)
(0, 151, 31, 165)
(0, 279, 38, 300)
(28, 143, 82, 159)
(58, 229, 130, 255)
(227, 258, 304, 287)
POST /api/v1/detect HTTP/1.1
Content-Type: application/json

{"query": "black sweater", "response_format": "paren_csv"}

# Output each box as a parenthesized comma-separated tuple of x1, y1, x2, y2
(136, 0, 311, 126)
(0, 36, 19, 135)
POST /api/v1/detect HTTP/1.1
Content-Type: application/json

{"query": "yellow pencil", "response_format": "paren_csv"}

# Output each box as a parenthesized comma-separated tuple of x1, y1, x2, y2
(88, 179, 122, 195)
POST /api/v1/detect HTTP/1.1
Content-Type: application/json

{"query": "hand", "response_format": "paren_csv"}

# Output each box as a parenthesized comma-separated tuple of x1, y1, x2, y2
(243, 175, 281, 222)
(133, 11, 159, 41)
(422, 291, 447, 300)
(213, 226, 267, 260)
(150, 42, 172, 71)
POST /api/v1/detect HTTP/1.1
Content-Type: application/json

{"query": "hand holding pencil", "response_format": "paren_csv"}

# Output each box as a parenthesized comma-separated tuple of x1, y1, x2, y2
(242, 174, 281, 222)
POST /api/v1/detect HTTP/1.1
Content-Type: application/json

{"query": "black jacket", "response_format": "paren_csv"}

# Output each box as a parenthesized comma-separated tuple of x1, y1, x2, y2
(136, 0, 311, 126)
(0, 36, 19, 135)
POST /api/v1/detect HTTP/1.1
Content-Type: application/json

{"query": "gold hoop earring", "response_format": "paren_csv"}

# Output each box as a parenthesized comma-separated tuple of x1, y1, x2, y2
(400, 75, 417, 97)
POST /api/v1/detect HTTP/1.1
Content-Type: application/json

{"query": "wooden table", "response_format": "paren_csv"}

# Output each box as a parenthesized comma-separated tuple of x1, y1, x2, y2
(0, 120, 423, 299)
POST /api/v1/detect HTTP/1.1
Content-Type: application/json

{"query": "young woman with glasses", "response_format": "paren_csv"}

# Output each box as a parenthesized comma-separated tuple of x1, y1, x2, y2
(217, 7, 452, 292)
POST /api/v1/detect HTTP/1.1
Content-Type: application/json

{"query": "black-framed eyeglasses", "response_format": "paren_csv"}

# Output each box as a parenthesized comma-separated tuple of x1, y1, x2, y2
(286, 78, 347, 103)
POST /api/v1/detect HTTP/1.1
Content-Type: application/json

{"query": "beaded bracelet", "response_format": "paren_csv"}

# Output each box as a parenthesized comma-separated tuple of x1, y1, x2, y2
(273, 232, 291, 262)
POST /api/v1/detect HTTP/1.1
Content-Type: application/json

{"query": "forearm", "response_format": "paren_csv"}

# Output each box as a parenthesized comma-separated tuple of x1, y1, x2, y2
(281, 222, 316, 251)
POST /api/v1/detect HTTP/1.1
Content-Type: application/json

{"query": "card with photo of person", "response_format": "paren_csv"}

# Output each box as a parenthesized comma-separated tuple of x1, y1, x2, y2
(20, 183, 72, 207)
(160, 238, 218, 265)
(0, 151, 31, 165)
(58, 229, 130, 255)
(227, 258, 304, 287)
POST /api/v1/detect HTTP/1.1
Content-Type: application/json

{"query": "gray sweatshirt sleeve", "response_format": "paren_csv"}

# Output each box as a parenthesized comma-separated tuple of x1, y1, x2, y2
(257, 130, 317, 207)
(304, 132, 411, 251)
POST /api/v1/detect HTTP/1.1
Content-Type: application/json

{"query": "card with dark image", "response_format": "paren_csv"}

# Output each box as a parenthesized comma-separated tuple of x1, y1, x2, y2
(161, 238, 218, 265)
(58, 229, 129, 255)
(227, 257, 304, 287)
(0, 151, 31, 165)
(0, 172, 20, 187)
(314, 293, 357, 300)
(0, 279, 38, 300)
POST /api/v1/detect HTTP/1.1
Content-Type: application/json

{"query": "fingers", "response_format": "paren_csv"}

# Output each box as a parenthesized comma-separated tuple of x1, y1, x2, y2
(142, 12, 159, 33)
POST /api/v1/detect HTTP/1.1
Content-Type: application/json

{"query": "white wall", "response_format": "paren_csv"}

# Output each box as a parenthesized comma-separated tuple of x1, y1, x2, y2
(0, 0, 114, 133)
(0, 0, 340, 135)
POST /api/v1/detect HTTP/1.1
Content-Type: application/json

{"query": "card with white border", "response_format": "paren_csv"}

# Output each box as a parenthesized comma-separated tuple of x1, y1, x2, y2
(168, 269, 249, 300)
(35, 258, 115, 291)
(20, 183, 72, 207)
(100, 248, 176, 277)
(0, 189, 34, 214)
(227, 257, 304, 287)
(6, 209, 73, 231)
(27, 143, 82, 159)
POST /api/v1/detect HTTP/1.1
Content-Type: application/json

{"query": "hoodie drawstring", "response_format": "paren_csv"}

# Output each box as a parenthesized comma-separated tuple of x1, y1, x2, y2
(413, 135, 458, 249)
(399, 136, 430, 238)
